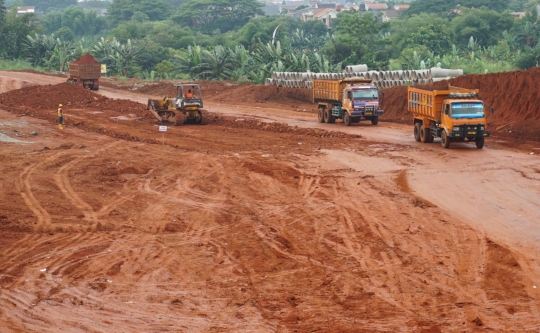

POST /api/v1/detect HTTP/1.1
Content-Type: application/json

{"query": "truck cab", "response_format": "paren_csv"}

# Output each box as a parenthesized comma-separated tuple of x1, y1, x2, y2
(408, 87, 491, 149)
(313, 78, 384, 126)
(440, 93, 490, 148)
(343, 85, 383, 124)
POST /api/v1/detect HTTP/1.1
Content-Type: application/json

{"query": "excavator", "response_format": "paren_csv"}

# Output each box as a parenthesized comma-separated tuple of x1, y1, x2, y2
(147, 84, 204, 125)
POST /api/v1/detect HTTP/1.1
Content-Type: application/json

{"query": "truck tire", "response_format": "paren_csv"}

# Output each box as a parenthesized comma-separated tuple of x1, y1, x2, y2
(427, 130, 434, 143)
(343, 112, 352, 126)
(420, 125, 427, 143)
(441, 131, 451, 149)
(370, 116, 379, 125)
(421, 125, 432, 143)
(475, 137, 485, 149)
(414, 123, 421, 142)
(317, 108, 325, 123)
(325, 109, 335, 123)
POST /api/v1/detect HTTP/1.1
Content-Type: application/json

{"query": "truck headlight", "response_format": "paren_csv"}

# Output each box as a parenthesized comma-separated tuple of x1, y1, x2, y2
(480, 126, 485, 130)
(452, 127, 460, 131)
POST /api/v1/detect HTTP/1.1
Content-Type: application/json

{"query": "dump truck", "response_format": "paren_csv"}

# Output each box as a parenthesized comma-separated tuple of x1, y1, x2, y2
(147, 84, 204, 125)
(408, 86, 492, 149)
(66, 54, 101, 91)
(314, 78, 383, 126)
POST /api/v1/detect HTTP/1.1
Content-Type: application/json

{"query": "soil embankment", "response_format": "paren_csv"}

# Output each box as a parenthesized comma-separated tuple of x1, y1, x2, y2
(381, 67, 540, 141)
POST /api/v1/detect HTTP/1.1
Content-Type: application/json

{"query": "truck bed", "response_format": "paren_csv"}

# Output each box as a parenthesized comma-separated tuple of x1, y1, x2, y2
(408, 86, 480, 121)
(313, 78, 372, 104)
(68, 63, 101, 80)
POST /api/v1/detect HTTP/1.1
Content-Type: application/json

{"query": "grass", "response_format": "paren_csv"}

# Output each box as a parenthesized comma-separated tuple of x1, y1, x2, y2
(0, 59, 45, 72)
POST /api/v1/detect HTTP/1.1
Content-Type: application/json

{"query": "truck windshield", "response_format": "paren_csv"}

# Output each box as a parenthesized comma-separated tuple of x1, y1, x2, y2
(352, 89, 378, 100)
(451, 103, 484, 119)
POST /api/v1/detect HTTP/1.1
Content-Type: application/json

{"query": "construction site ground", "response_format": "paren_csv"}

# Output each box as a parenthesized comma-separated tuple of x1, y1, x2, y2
(1, 71, 540, 332)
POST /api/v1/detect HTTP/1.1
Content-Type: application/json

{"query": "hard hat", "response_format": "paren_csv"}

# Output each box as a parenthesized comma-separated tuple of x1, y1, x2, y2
(59, 104, 63, 107)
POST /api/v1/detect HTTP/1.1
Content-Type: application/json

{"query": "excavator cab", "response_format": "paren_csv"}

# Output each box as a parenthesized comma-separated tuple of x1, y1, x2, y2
(176, 84, 202, 102)
(147, 83, 205, 125)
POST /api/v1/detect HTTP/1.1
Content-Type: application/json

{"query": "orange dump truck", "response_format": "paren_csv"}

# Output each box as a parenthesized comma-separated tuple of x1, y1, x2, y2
(408, 86, 492, 149)
(314, 78, 383, 126)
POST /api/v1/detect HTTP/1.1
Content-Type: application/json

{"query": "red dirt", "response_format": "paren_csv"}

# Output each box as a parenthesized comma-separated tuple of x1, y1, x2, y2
(1, 71, 540, 332)
(71, 53, 100, 65)
(100, 79, 315, 111)
(381, 67, 540, 142)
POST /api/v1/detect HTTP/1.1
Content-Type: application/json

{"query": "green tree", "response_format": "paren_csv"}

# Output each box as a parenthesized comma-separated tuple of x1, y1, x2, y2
(388, 13, 453, 57)
(405, 0, 457, 16)
(24, 33, 58, 66)
(451, 8, 514, 47)
(323, 11, 389, 69)
(515, 44, 540, 68)
(171, 0, 264, 34)
(155, 59, 174, 78)
(42, 7, 107, 36)
(54, 26, 74, 41)
(405, 23, 453, 56)
(1, 8, 42, 59)
(509, 0, 530, 11)
(107, 0, 172, 26)
(0, 0, 5, 32)
(460, 0, 509, 12)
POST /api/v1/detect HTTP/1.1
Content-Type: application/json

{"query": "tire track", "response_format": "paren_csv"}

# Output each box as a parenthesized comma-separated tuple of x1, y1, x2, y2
(16, 152, 66, 230)
(53, 141, 120, 226)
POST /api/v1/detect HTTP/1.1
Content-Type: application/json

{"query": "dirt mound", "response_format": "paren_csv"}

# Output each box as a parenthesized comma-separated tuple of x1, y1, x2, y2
(0, 82, 149, 118)
(71, 53, 100, 65)
(381, 68, 540, 141)
(205, 114, 361, 139)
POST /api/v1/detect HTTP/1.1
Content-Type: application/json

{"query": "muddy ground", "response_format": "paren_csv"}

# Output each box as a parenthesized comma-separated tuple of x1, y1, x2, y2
(1, 71, 540, 332)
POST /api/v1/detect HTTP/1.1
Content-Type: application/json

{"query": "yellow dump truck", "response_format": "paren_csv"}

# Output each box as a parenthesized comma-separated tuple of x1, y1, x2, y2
(314, 78, 383, 126)
(408, 86, 492, 149)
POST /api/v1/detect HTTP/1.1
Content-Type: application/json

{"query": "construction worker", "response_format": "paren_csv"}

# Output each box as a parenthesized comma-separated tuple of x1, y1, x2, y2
(185, 89, 193, 98)
(57, 104, 64, 130)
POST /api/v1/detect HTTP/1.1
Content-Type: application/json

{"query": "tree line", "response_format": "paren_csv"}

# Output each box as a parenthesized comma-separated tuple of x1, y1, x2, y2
(0, 0, 539, 81)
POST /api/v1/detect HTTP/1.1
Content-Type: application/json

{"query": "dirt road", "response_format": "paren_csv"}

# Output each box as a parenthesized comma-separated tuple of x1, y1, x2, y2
(1, 71, 540, 332)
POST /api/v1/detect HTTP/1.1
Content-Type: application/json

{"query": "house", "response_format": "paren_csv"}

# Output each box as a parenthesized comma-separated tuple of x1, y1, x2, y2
(263, 3, 281, 15)
(294, 6, 313, 19)
(382, 9, 400, 21)
(394, 4, 410, 11)
(510, 12, 526, 19)
(17, 6, 35, 15)
(302, 8, 339, 28)
(361, 3, 388, 11)
(344, 4, 359, 11)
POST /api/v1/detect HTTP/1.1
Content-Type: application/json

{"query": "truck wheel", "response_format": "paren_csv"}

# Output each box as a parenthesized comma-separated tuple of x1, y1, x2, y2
(414, 123, 421, 142)
(325, 109, 335, 123)
(370, 116, 379, 125)
(317, 108, 325, 123)
(475, 137, 485, 149)
(427, 130, 434, 143)
(441, 131, 451, 149)
(343, 112, 352, 126)
(420, 125, 427, 143)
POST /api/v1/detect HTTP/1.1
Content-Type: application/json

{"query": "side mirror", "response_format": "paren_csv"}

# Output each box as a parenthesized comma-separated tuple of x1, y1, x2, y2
(491, 107, 494, 114)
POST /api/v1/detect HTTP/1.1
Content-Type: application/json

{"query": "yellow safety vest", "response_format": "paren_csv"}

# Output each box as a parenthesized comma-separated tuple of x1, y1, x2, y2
(57, 108, 62, 117)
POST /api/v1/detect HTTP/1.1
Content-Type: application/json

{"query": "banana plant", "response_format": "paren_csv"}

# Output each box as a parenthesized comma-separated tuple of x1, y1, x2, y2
(24, 33, 58, 66)
(50, 39, 74, 72)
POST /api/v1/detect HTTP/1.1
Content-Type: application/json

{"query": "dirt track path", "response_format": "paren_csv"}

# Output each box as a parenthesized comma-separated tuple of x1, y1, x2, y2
(89, 75, 540, 263)
(1, 71, 540, 332)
